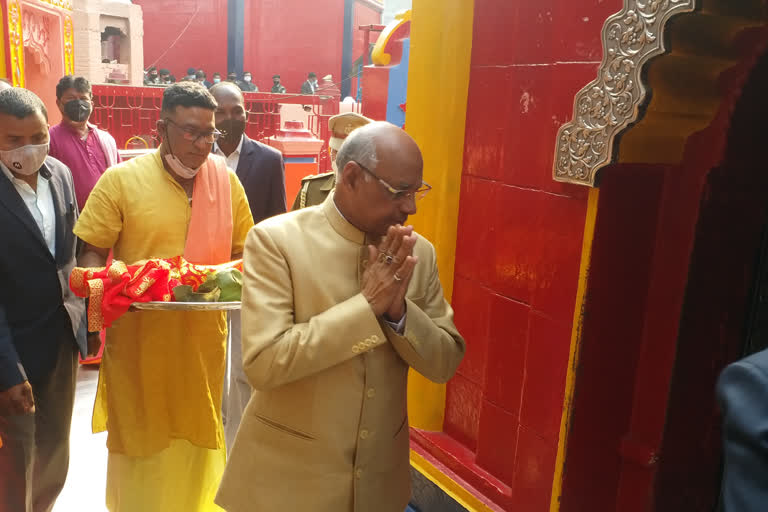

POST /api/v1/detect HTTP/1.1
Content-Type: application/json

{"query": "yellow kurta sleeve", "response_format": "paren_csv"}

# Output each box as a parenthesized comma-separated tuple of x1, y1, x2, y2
(384, 242, 466, 383)
(228, 171, 254, 255)
(73, 168, 123, 249)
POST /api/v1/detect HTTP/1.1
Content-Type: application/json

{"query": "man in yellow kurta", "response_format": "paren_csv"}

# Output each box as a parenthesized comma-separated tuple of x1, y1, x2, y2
(74, 82, 253, 512)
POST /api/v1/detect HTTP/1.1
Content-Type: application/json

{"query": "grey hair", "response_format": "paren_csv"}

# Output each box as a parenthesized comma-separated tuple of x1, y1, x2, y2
(335, 127, 379, 181)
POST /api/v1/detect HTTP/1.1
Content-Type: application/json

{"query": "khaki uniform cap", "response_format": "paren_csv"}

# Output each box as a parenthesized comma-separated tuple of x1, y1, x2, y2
(328, 112, 372, 151)
(291, 112, 373, 210)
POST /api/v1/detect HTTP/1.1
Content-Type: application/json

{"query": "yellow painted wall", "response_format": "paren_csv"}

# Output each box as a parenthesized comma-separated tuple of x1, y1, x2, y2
(405, 0, 474, 431)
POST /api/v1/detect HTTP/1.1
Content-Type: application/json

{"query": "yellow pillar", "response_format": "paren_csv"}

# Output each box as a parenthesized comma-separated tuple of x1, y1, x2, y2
(405, 0, 474, 431)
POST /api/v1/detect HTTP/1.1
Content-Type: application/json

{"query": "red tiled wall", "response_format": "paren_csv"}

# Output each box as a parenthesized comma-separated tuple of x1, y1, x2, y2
(444, 0, 624, 508)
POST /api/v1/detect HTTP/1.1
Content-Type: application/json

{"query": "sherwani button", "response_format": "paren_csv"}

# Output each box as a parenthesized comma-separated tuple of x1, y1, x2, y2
(360, 429, 369, 439)
(367, 388, 375, 398)
(355, 469, 363, 479)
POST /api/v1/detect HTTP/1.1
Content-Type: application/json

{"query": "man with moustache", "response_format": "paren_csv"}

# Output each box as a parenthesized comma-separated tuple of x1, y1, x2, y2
(217, 122, 465, 512)
(210, 80, 286, 449)
(74, 82, 254, 511)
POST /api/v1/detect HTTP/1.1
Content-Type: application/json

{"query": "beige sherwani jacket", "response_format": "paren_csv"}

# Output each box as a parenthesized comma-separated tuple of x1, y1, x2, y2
(216, 193, 465, 512)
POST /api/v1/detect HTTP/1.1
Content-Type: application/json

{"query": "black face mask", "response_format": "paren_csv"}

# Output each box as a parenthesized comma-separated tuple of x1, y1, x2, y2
(217, 118, 246, 144)
(63, 99, 91, 123)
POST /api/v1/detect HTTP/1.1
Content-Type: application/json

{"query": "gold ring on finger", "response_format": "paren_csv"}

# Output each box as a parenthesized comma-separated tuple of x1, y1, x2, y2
(385, 255, 394, 265)
(394, 273, 403, 281)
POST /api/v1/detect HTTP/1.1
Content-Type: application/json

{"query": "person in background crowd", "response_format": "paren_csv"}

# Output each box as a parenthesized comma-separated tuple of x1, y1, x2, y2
(74, 82, 253, 512)
(210, 81, 286, 451)
(0, 87, 87, 512)
(159, 69, 174, 84)
(50, 75, 120, 209)
(186, 67, 197, 81)
(49, 75, 121, 212)
(144, 66, 160, 85)
(270, 74, 286, 94)
(49, 75, 120, 363)
(318, 74, 341, 100)
(226, 71, 240, 89)
(212, 72, 222, 86)
(717, 348, 768, 511)
(196, 70, 212, 89)
(239, 72, 257, 92)
(300, 72, 318, 94)
(216, 122, 464, 512)
(293, 111, 371, 210)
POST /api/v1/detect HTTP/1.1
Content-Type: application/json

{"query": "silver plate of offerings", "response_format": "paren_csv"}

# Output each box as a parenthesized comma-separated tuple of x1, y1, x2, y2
(131, 301, 241, 311)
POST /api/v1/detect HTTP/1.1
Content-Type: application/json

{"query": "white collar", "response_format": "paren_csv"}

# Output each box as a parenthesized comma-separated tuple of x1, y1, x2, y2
(214, 134, 245, 157)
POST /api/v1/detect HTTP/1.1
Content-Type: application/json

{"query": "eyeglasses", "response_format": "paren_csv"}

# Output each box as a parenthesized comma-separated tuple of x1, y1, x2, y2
(164, 118, 222, 144)
(355, 162, 432, 201)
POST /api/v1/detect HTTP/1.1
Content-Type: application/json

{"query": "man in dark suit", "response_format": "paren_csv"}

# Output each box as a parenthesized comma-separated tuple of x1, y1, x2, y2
(0, 88, 86, 511)
(300, 72, 318, 95)
(717, 348, 768, 511)
(210, 81, 286, 224)
(210, 81, 286, 449)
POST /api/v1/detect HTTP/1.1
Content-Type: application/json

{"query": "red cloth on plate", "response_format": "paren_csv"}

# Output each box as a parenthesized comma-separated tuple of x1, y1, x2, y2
(69, 256, 243, 332)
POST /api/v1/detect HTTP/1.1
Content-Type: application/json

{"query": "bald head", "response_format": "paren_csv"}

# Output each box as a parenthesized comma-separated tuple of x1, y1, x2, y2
(210, 81, 245, 104)
(335, 122, 423, 236)
(336, 122, 422, 179)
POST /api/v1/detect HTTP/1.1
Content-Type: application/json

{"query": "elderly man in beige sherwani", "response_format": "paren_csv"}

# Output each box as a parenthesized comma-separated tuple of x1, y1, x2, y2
(216, 122, 465, 512)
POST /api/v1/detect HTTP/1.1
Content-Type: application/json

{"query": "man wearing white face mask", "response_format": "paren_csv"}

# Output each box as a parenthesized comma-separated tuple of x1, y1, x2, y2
(238, 71, 257, 92)
(74, 82, 254, 512)
(0, 87, 86, 512)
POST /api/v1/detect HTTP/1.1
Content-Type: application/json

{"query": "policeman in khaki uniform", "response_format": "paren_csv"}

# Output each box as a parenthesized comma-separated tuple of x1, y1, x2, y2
(291, 111, 371, 210)
(217, 122, 465, 512)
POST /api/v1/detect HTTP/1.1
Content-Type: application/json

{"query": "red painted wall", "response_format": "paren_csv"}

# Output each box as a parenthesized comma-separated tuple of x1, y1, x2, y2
(242, 0, 346, 94)
(134, 0, 229, 80)
(441, 0, 624, 508)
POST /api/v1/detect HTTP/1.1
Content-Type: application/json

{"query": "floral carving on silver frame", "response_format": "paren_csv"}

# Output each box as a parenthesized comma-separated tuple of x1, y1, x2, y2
(553, 0, 696, 187)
